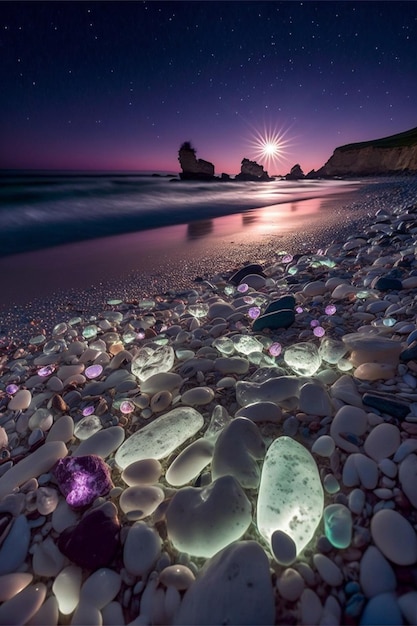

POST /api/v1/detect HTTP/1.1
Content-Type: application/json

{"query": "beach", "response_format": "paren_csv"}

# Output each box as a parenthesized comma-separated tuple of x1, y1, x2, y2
(1, 175, 417, 625)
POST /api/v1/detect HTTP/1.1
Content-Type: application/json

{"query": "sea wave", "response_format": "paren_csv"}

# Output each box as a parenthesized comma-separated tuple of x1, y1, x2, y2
(0, 172, 387, 257)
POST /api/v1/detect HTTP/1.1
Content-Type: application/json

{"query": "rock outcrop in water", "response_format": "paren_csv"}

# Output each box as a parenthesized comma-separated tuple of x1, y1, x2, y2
(178, 142, 215, 181)
(316, 126, 417, 177)
(235, 158, 272, 181)
(285, 164, 305, 180)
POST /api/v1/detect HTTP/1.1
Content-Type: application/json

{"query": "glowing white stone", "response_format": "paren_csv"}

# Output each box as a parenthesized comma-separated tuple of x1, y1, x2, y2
(131, 345, 175, 381)
(115, 407, 204, 470)
(257, 436, 323, 562)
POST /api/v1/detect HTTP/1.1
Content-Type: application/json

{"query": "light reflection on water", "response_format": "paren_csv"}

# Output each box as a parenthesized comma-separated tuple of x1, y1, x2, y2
(0, 191, 361, 307)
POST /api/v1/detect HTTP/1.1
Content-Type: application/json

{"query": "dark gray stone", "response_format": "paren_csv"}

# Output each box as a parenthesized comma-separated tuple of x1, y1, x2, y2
(229, 264, 264, 285)
(57, 502, 120, 570)
(400, 345, 417, 362)
(373, 276, 403, 291)
(252, 309, 295, 331)
(263, 295, 296, 315)
(362, 393, 409, 420)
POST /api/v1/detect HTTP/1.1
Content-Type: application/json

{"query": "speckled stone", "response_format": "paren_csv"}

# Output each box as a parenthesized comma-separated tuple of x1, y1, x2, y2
(53, 455, 113, 508)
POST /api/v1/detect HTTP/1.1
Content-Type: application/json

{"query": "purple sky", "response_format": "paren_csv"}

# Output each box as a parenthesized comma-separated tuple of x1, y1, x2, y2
(1, 1, 416, 175)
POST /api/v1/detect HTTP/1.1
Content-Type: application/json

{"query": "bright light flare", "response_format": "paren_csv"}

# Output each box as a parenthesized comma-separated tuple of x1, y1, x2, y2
(247, 124, 293, 174)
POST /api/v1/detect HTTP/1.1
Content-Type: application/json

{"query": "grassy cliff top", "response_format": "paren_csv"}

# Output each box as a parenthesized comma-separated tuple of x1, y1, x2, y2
(338, 126, 417, 152)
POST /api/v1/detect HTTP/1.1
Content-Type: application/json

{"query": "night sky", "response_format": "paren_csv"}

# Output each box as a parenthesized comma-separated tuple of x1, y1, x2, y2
(1, 1, 416, 175)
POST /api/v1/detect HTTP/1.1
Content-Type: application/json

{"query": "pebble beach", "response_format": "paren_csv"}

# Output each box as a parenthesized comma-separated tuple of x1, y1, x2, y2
(1, 176, 417, 626)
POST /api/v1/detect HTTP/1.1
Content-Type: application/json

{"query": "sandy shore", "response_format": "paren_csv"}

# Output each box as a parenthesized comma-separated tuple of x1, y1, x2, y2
(1, 179, 413, 344)
(0, 177, 417, 625)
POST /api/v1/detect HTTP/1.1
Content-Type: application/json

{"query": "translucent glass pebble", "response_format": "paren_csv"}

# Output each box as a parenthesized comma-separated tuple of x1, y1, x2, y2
(43, 339, 66, 355)
(323, 503, 352, 549)
(82, 325, 99, 339)
(38, 365, 55, 377)
(232, 335, 263, 355)
(115, 407, 204, 470)
(29, 334, 46, 346)
(212, 337, 235, 355)
(257, 436, 324, 560)
(85, 364, 103, 380)
(318, 337, 347, 364)
(131, 345, 175, 381)
(122, 331, 137, 344)
(74, 415, 103, 440)
(325, 304, 337, 315)
(313, 326, 325, 338)
(52, 322, 68, 336)
(284, 343, 322, 376)
(188, 304, 209, 318)
(107, 299, 123, 305)
(6, 384, 19, 395)
(248, 307, 261, 319)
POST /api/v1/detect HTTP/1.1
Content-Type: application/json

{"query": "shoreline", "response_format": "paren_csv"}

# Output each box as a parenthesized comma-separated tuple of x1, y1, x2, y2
(2, 178, 416, 343)
(0, 179, 417, 624)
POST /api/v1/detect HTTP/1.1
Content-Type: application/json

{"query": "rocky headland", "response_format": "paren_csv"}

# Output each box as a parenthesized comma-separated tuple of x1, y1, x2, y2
(177, 126, 417, 182)
(315, 126, 417, 178)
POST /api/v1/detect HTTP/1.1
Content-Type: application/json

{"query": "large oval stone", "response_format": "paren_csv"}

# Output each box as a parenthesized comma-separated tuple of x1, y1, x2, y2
(257, 437, 323, 559)
(115, 407, 204, 470)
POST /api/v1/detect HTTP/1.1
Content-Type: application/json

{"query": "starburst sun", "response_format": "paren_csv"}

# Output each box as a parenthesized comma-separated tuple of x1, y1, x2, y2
(248, 125, 293, 174)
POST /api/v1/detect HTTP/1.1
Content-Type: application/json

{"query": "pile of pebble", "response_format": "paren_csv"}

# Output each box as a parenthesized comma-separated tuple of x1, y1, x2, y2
(1, 197, 417, 626)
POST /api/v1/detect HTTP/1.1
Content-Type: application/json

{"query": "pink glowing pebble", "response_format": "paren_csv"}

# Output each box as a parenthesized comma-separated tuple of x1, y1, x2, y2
(6, 384, 19, 395)
(248, 306, 261, 319)
(137, 331, 146, 340)
(269, 342, 282, 357)
(313, 326, 325, 337)
(243, 296, 254, 304)
(282, 254, 293, 263)
(310, 319, 320, 328)
(120, 400, 135, 414)
(296, 306, 304, 314)
(237, 283, 249, 293)
(325, 304, 337, 315)
(82, 405, 95, 417)
(85, 364, 103, 379)
(38, 365, 55, 377)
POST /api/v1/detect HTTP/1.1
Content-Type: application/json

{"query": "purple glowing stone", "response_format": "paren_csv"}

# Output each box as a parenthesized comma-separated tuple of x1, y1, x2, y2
(269, 342, 282, 357)
(310, 319, 320, 328)
(237, 283, 249, 293)
(313, 326, 325, 337)
(282, 254, 293, 263)
(248, 306, 261, 320)
(325, 304, 337, 315)
(295, 306, 304, 314)
(243, 296, 254, 305)
(6, 384, 19, 395)
(85, 364, 103, 379)
(82, 405, 95, 417)
(120, 400, 135, 414)
(38, 365, 55, 377)
(53, 455, 113, 509)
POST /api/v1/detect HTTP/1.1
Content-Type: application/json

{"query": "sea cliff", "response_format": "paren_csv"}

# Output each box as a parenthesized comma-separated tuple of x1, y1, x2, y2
(317, 126, 417, 177)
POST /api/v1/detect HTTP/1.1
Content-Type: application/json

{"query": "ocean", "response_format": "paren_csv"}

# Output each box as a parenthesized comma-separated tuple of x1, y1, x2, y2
(0, 171, 366, 257)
